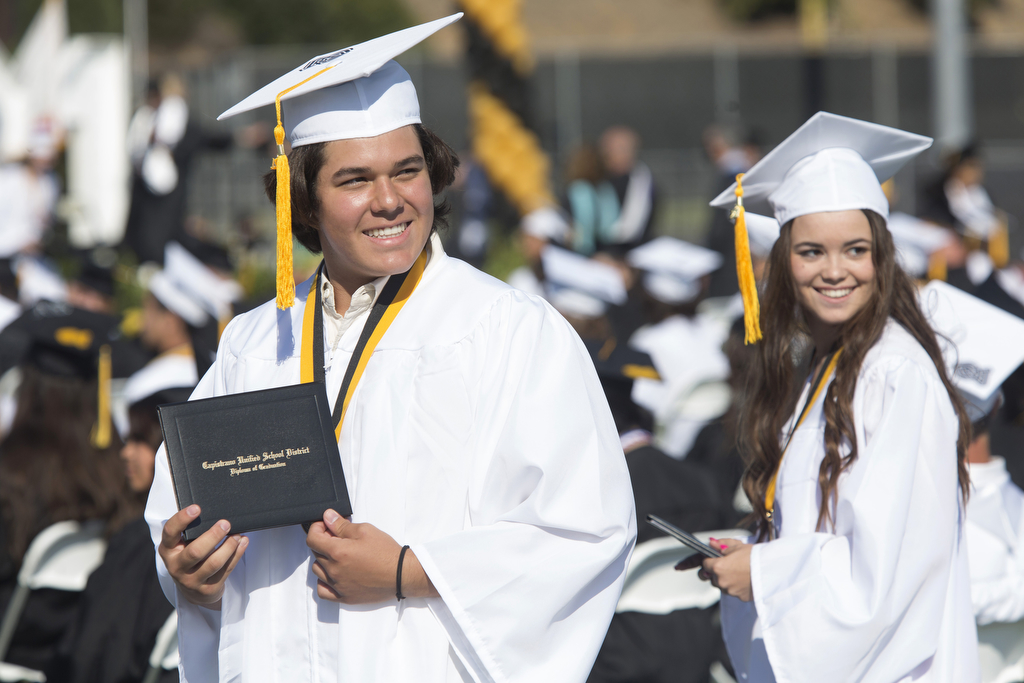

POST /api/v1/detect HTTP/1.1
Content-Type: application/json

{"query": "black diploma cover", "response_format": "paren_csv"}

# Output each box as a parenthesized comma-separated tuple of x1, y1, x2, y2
(158, 383, 352, 541)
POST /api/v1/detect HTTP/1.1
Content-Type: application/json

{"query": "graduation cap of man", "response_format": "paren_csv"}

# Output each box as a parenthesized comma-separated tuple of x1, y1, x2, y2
(218, 13, 463, 310)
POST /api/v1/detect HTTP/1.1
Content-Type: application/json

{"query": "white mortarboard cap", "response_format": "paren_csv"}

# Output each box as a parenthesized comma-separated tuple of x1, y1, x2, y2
(147, 269, 208, 327)
(218, 13, 462, 146)
(541, 246, 627, 319)
(626, 237, 723, 305)
(887, 212, 953, 278)
(123, 353, 198, 408)
(710, 112, 932, 227)
(164, 242, 242, 321)
(217, 14, 462, 312)
(919, 280, 1024, 422)
(521, 206, 570, 243)
(743, 212, 781, 259)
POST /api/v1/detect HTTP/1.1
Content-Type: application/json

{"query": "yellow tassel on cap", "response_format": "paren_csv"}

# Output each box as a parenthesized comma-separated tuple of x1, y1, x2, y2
(733, 174, 762, 344)
(90, 344, 112, 449)
(272, 98, 295, 310)
(990, 221, 1010, 269)
(268, 65, 336, 309)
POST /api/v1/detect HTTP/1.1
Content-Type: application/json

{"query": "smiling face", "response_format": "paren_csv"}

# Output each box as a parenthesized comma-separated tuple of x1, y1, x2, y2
(790, 210, 877, 342)
(314, 125, 434, 296)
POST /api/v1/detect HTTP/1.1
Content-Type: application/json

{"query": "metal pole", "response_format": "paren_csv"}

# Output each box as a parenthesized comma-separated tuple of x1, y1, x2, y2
(872, 45, 899, 128)
(554, 50, 582, 167)
(123, 0, 148, 108)
(932, 0, 971, 152)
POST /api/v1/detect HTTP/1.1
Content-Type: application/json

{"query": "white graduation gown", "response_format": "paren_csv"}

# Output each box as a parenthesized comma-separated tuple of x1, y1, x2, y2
(966, 457, 1024, 625)
(145, 240, 636, 683)
(721, 320, 979, 682)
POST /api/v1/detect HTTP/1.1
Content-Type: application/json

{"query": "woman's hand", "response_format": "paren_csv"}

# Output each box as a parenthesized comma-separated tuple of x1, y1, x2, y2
(159, 505, 249, 609)
(306, 509, 439, 604)
(675, 538, 754, 602)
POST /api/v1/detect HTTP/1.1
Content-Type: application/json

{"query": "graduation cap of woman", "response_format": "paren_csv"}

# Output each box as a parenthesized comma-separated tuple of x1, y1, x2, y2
(709, 111, 933, 343)
(217, 13, 463, 310)
(0, 303, 150, 447)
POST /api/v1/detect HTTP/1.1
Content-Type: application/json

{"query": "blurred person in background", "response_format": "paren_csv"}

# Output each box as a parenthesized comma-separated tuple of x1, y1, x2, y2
(562, 143, 618, 257)
(46, 357, 196, 683)
(505, 206, 570, 299)
(626, 237, 732, 460)
(598, 126, 657, 254)
(123, 75, 265, 266)
(585, 341, 732, 683)
(0, 304, 139, 672)
(446, 152, 492, 269)
(66, 250, 118, 316)
(704, 125, 760, 299)
(0, 120, 59, 260)
(920, 143, 1010, 292)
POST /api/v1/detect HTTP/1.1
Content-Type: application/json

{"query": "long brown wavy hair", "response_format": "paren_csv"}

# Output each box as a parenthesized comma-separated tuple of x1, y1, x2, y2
(738, 210, 971, 541)
(0, 367, 137, 563)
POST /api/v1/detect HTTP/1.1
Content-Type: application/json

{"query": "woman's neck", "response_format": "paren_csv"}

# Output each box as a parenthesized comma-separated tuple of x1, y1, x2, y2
(806, 316, 842, 360)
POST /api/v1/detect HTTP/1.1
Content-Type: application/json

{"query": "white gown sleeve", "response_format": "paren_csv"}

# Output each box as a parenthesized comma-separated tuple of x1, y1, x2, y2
(748, 360, 963, 681)
(411, 294, 636, 683)
(144, 316, 242, 683)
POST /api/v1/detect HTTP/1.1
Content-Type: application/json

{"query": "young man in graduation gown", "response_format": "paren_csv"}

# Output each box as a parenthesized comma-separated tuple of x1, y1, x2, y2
(144, 15, 636, 683)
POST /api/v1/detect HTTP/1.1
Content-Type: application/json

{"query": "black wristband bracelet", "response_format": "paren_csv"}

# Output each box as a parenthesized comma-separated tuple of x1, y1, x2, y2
(396, 545, 410, 601)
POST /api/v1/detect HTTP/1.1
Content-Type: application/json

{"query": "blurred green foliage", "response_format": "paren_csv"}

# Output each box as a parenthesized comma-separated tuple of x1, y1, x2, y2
(4, 0, 413, 51)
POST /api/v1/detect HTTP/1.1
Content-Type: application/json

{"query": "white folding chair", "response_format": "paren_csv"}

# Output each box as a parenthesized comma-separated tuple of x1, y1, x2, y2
(616, 529, 747, 683)
(0, 520, 107, 682)
(141, 611, 178, 683)
(979, 620, 1024, 683)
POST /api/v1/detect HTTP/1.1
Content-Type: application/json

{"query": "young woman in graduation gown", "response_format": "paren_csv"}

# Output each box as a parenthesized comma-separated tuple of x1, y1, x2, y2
(691, 113, 980, 682)
(145, 15, 636, 683)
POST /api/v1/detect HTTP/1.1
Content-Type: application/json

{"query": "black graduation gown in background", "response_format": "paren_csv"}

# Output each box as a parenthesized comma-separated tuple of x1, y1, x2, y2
(45, 519, 175, 683)
(588, 444, 734, 683)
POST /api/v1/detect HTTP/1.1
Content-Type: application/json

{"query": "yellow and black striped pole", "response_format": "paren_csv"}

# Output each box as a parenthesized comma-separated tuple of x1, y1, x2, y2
(459, 0, 557, 217)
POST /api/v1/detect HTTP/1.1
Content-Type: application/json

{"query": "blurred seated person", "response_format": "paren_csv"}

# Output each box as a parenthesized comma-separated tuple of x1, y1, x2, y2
(66, 249, 119, 316)
(0, 305, 140, 671)
(505, 207, 570, 300)
(46, 356, 196, 683)
(923, 281, 1024, 628)
(561, 144, 618, 257)
(585, 340, 732, 683)
(626, 237, 731, 459)
(539, 244, 626, 341)
(142, 240, 241, 378)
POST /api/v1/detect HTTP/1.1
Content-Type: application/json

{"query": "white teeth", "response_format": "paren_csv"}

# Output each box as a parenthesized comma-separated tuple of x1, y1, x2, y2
(366, 223, 408, 238)
(820, 288, 853, 298)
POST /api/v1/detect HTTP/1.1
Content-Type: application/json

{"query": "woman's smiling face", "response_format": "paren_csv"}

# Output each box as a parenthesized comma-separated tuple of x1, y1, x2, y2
(789, 209, 876, 332)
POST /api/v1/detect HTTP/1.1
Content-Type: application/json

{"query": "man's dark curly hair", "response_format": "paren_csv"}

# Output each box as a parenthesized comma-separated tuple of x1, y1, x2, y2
(263, 124, 460, 254)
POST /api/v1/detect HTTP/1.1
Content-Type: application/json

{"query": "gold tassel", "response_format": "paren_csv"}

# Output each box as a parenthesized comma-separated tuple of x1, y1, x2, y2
(272, 105, 295, 309)
(90, 344, 112, 449)
(927, 250, 948, 282)
(733, 174, 762, 344)
(990, 221, 1010, 269)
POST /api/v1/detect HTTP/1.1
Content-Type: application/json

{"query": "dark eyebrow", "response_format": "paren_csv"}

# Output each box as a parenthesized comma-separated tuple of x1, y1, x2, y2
(331, 166, 371, 181)
(329, 155, 424, 182)
(792, 238, 872, 249)
(392, 155, 425, 171)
